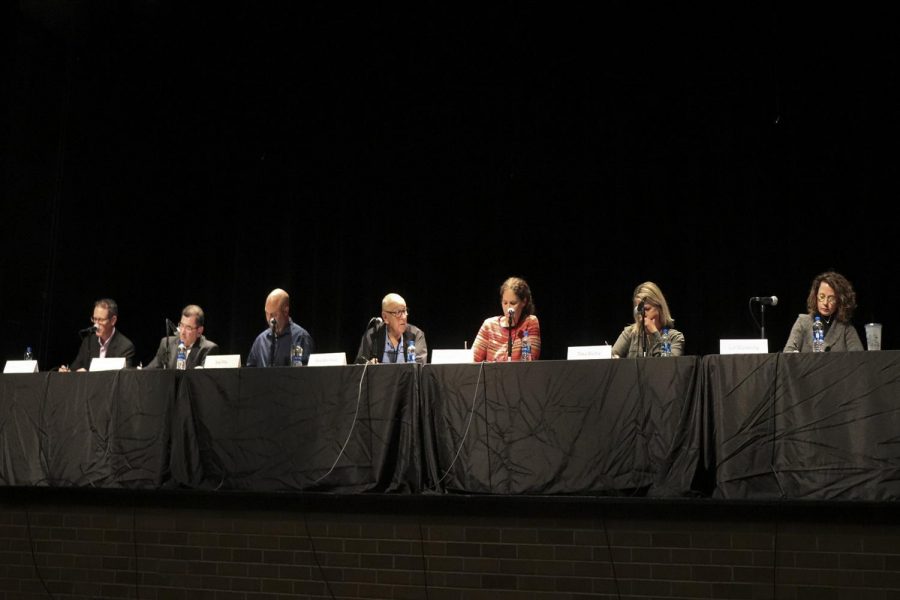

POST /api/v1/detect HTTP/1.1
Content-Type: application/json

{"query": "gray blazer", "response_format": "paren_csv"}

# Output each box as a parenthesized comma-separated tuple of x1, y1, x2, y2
(783, 314, 864, 353)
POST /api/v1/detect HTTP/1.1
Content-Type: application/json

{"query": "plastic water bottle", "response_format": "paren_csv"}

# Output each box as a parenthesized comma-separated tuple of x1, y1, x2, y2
(406, 340, 416, 363)
(24, 346, 33, 360)
(521, 330, 532, 361)
(176, 341, 187, 370)
(291, 344, 304, 367)
(812, 316, 825, 353)
(660, 328, 672, 357)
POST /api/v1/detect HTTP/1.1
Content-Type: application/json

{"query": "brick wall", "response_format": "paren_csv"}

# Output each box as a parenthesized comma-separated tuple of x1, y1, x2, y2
(2, 490, 900, 599)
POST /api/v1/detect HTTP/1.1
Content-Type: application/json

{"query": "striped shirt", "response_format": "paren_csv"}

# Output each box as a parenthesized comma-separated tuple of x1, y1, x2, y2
(472, 314, 541, 362)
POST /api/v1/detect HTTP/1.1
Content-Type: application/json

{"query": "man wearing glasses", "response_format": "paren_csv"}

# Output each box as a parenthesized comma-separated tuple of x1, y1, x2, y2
(146, 305, 220, 369)
(60, 298, 136, 371)
(355, 293, 428, 365)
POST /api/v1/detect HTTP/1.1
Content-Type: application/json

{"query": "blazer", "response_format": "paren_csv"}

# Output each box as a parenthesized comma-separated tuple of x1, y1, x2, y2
(146, 335, 220, 369)
(783, 314, 864, 353)
(70, 330, 136, 370)
(355, 323, 428, 365)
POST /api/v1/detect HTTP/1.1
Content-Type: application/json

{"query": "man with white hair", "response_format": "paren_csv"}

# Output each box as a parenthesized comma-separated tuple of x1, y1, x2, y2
(355, 292, 427, 365)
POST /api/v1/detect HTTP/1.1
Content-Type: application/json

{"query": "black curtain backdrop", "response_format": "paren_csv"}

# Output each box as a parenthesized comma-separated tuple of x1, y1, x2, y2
(2, 4, 897, 368)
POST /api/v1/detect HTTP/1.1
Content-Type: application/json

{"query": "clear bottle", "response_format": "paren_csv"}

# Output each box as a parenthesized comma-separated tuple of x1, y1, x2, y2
(24, 346, 33, 360)
(660, 328, 672, 357)
(521, 330, 532, 361)
(812, 316, 825, 353)
(406, 340, 416, 363)
(291, 344, 304, 367)
(176, 340, 187, 370)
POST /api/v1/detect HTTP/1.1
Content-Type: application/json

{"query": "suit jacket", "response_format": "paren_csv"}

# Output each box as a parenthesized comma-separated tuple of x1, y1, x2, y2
(783, 314, 864, 352)
(355, 323, 428, 365)
(70, 330, 136, 370)
(146, 335, 219, 369)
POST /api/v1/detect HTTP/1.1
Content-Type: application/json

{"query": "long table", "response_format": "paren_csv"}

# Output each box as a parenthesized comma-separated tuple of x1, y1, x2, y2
(3, 352, 898, 499)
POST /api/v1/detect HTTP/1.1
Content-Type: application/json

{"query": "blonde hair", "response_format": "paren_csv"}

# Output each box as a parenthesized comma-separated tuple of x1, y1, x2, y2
(629, 281, 675, 329)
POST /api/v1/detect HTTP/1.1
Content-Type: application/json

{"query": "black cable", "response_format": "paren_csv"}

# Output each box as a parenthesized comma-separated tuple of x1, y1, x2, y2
(300, 494, 337, 600)
(599, 511, 622, 600)
(23, 503, 57, 599)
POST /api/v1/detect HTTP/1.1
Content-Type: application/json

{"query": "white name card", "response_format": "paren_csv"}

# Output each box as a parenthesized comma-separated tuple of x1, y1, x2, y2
(719, 339, 769, 355)
(430, 349, 474, 364)
(566, 345, 613, 360)
(90, 357, 126, 372)
(308, 352, 347, 367)
(3, 360, 39, 374)
(203, 354, 241, 369)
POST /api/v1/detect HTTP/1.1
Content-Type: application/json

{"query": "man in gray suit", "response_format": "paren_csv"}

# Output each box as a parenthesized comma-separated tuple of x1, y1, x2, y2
(146, 304, 219, 369)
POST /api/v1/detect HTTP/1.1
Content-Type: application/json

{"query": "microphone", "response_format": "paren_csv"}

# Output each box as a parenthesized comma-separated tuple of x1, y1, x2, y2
(367, 317, 383, 330)
(751, 296, 779, 306)
(507, 307, 515, 327)
(634, 297, 647, 317)
(269, 318, 277, 328)
(79, 325, 97, 336)
(166, 318, 179, 334)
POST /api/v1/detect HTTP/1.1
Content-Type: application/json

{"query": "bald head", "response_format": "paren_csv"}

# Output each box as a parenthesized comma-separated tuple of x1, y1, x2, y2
(265, 288, 291, 334)
(381, 293, 408, 340)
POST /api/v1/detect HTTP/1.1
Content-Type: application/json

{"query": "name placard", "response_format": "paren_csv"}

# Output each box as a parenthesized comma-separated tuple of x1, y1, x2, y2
(719, 339, 769, 355)
(308, 352, 347, 367)
(203, 354, 241, 369)
(3, 360, 38, 374)
(90, 357, 127, 372)
(566, 345, 613, 360)
(430, 349, 474, 364)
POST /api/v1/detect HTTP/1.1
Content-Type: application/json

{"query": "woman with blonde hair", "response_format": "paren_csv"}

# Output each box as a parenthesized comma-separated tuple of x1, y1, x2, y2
(612, 281, 685, 358)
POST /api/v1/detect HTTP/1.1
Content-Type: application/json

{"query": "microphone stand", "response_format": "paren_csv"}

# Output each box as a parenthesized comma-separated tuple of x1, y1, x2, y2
(760, 304, 766, 340)
(269, 320, 277, 367)
(507, 312, 514, 361)
(163, 319, 171, 369)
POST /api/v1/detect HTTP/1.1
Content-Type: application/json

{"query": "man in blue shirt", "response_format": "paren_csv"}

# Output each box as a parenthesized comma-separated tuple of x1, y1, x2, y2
(246, 288, 314, 367)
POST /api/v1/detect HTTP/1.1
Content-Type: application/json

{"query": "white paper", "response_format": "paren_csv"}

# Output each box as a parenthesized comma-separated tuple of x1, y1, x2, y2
(307, 352, 347, 367)
(719, 339, 769, 355)
(566, 345, 613, 360)
(203, 354, 241, 369)
(3, 360, 38, 374)
(90, 357, 127, 371)
(430, 349, 474, 364)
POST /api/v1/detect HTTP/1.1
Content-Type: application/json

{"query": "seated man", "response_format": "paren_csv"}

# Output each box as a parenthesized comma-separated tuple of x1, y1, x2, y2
(61, 298, 136, 371)
(146, 304, 219, 369)
(246, 288, 314, 367)
(355, 293, 427, 365)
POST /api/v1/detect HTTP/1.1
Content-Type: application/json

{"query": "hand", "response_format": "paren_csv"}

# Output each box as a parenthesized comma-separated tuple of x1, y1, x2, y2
(643, 316, 659, 335)
(58, 365, 70, 373)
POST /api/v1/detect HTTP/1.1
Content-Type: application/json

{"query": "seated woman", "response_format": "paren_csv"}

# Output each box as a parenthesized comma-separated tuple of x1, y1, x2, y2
(783, 271, 863, 352)
(472, 277, 541, 362)
(612, 281, 684, 358)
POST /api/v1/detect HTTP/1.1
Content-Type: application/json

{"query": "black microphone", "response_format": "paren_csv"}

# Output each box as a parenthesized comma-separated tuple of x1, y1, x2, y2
(507, 307, 515, 327)
(166, 318, 179, 334)
(634, 297, 647, 317)
(269, 318, 277, 328)
(751, 296, 779, 306)
(79, 325, 97, 336)
(367, 317, 383, 330)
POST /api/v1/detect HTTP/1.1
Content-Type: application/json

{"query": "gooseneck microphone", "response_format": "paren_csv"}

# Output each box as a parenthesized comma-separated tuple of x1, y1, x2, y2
(367, 317, 383, 330)
(507, 307, 515, 359)
(751, 296, 779, 306)
(78, 325, 97, 336)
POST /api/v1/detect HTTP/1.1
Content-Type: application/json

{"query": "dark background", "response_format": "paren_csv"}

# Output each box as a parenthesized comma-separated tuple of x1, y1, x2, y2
(2, 3, 895, 367)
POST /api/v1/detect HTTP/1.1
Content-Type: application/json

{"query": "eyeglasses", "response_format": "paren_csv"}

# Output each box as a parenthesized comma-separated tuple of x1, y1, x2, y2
(178, 322, 198, 332)
(817, 294, 837, 306)
(385, 308, 408, 317)
(91, 317, 111, 324)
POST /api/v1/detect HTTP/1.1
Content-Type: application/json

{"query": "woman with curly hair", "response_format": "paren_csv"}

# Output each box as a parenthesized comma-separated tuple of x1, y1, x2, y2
(783, 271, 864, 352)
(472, 277, 541, 362)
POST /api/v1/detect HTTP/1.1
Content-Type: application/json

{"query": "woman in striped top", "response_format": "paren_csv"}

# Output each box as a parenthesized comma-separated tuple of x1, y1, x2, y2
(472, 277, 541, 362)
